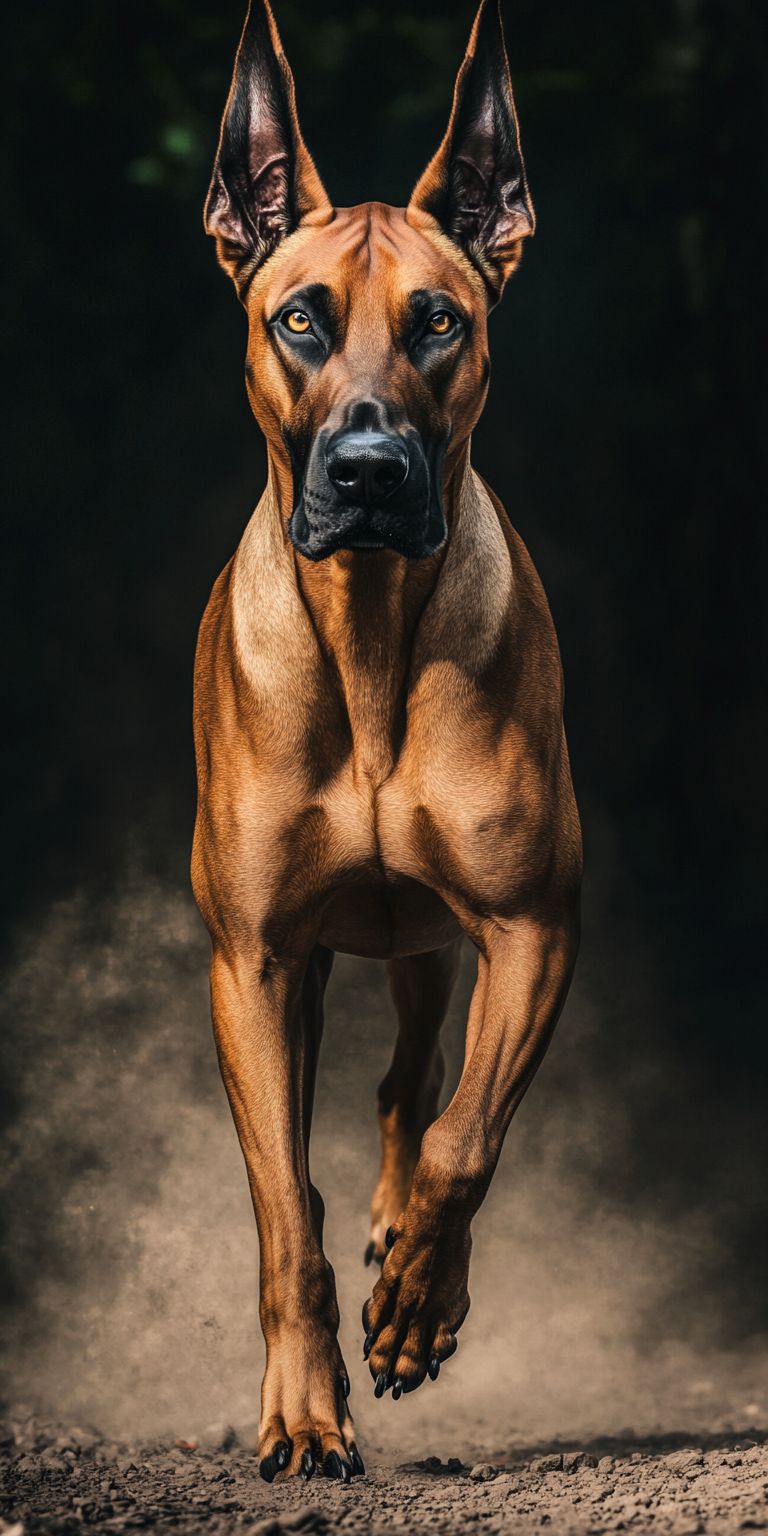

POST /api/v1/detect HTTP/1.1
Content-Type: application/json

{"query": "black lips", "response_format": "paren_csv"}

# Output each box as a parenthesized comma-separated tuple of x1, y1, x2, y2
(287, 426, 448, 562)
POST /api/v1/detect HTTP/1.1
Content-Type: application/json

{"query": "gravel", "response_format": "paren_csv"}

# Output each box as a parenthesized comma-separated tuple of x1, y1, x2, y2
(1, 1415, 766, 1536)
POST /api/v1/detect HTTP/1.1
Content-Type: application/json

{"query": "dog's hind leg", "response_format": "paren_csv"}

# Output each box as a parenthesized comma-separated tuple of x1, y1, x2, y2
(366, 938, 463, 1268)
(210, 940, 363, 1483)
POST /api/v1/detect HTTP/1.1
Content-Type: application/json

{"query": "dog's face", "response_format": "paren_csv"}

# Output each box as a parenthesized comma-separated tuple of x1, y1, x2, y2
(205, 0, 534, 563)
(247, 206, 492, 561)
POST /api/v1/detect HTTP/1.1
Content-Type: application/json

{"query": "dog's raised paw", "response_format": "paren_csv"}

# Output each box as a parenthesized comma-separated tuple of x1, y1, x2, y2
(363, 1216, 471, 1398)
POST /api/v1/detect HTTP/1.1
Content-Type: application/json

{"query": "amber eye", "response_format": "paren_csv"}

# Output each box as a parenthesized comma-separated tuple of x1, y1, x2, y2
(429, 311, 455, 335)
(284, 310, 311, 334)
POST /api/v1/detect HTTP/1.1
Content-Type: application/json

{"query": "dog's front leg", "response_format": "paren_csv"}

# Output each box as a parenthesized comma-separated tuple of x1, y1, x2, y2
(210, 940, 363, 1482)
(363, 915, 578, 1398)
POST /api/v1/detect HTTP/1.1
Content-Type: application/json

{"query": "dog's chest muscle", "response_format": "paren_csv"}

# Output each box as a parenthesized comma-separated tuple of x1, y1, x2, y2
(225, 467, 560, 951)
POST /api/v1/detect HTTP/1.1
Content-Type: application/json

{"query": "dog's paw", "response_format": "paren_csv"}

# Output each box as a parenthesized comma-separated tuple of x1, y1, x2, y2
(362, 1215, 471, 1397)
(258, 1335, 364, 1481)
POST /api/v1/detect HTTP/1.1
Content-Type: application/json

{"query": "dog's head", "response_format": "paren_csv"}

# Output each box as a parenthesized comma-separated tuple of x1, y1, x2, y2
(205, 0, 534, 563)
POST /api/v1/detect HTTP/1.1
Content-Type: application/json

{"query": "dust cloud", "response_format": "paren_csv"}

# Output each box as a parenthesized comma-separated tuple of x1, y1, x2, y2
(1, 861, 766, 1458)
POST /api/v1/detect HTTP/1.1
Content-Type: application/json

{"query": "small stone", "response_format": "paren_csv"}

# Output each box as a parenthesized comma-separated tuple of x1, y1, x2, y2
(67, 1428, 100, 1455)
(531, 1455, 563, 1474)
(248, 1522, 282, 1536)
(598, 1457, 614, 1476)
(41, 1454, 68, 1476)
(470, 1463, 498, 1482)
(664, 1451, 704, 1475)
(564, 1453, 598, 1473)
(447, 1458, 464, 1472)
(281, 1507, 327, 1532)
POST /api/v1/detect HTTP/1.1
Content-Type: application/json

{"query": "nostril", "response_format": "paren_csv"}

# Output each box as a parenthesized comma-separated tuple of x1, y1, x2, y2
(374, 465, 400, 491)
(326, 431, 409, 504)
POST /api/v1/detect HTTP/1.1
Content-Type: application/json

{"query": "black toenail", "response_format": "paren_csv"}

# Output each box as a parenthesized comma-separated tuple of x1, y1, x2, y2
(374, 1372, 387, 1398)
(324, 1450, 351, 1483)
(428, 1354, 440, 1380)
(364, 1241, 375, 1267)
(300, 1449, 315, 1481)
(385, 1226, 395, 1249)
(392, 1377, 403, 1400)
(350, 1446, 365, 1477)
(259, 1439, 290, 1483)
(362, 1299, 371, 1331)
(363, 1329, 374, 1360)
(341, 1373, 350, 1399)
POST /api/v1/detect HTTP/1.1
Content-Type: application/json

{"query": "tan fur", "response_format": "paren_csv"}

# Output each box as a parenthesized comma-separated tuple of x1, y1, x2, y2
(193, 0, 581, 1486)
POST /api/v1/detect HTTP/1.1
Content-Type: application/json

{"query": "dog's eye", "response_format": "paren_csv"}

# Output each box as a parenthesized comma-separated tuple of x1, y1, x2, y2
(428, 311, 456, 335)
(283, 310, 312, 334)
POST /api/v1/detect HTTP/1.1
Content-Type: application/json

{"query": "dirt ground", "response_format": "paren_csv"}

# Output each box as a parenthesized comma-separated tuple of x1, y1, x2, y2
(2, 1415, 766, 1536)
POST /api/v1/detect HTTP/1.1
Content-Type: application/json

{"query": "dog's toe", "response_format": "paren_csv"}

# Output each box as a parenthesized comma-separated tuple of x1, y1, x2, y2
(324, 1449, 352, 1482)
(259, 1439, 291, 1483)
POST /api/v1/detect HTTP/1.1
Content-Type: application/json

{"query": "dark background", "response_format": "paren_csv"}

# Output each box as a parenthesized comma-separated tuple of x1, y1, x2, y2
(1, 0, 767, 1366)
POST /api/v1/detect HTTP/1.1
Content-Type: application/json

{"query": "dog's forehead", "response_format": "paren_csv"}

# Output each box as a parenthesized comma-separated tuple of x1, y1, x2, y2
(261, 202, 482, 318)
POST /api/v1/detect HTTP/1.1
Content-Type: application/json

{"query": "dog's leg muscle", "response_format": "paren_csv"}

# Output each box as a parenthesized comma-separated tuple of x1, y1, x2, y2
(363, 917, 577, 1398)
(210, 941, 362, 1481)
(366, 939, 463, 1267)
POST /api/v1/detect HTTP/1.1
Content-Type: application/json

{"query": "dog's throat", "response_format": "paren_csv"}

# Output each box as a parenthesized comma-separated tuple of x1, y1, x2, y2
(296, 550, 437, 784)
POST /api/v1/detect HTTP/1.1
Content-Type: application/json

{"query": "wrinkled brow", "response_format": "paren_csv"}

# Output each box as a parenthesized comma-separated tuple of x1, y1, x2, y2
(268, 282, 344, 333)
(400, 288, 474, 333)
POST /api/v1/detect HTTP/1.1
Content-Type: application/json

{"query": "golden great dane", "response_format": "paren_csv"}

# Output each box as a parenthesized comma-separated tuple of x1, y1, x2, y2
(193, 0, 582, 1485)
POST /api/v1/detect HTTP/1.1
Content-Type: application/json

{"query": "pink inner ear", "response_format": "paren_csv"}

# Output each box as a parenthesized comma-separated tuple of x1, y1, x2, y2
(250, 154, 291, 246)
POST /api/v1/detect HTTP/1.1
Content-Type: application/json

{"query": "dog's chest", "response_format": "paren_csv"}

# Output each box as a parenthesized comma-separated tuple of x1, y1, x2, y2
(265, 741, 524, 958)
(308, 765, 464, 957)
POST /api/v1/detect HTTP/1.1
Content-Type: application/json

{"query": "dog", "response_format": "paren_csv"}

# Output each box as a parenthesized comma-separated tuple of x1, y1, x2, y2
(192, 0, 582, 1485)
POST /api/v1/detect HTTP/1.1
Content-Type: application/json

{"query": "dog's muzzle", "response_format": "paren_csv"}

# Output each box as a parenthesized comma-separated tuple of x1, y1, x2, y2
(287, 426, 448, 562)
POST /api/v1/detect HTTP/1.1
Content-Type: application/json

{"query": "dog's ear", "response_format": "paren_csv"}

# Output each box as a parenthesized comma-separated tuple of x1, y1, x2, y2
(205, 0, 332, 299)
(408, 0, 534, 302)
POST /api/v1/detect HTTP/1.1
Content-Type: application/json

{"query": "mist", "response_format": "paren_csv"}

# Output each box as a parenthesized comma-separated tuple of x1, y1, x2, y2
(2, 853, 766, 1458)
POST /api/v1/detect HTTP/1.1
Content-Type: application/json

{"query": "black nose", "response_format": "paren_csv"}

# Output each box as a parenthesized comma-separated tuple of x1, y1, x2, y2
(326, 432, 409, 504)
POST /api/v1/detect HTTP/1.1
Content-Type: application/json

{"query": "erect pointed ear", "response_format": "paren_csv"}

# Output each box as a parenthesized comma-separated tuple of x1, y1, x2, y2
(408, 0, 534, 303)
(204, 0, 332, 300)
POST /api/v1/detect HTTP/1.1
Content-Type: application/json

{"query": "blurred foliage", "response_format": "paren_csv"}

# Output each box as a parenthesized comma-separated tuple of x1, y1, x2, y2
(1, 0, 766, 1054)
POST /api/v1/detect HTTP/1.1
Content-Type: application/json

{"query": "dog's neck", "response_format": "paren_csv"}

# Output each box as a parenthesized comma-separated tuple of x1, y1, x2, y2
(296, 540, 437, 786)
(292, 448, 472, 784)
(233, 442, 511, 785)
